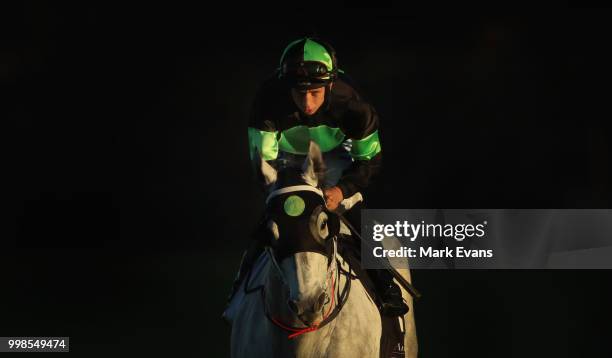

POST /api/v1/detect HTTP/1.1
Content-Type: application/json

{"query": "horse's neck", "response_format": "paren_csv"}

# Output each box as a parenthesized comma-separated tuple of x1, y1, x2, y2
(335, 251, 359, 283)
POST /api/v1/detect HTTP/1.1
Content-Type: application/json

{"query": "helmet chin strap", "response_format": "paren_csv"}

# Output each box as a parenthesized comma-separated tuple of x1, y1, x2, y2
(323, 82, 333, 111)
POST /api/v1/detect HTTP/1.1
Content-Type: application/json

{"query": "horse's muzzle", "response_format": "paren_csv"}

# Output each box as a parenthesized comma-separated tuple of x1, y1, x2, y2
(287, 291, 327, 324)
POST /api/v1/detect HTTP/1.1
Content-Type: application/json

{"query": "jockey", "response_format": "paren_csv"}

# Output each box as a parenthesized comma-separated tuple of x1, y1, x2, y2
(230, 37, 408, 317)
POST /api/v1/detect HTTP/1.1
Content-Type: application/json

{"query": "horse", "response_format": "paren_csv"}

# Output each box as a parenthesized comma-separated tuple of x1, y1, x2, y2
(225, 142, 417, 357)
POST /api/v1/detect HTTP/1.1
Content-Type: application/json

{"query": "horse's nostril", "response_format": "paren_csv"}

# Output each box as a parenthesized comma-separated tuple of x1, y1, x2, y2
(299, 315, 313, 326)
(288, 299, 300, 314)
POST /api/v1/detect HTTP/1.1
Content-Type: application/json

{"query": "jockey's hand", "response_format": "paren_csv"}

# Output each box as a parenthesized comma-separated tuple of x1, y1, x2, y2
(324, 186, 344, 211)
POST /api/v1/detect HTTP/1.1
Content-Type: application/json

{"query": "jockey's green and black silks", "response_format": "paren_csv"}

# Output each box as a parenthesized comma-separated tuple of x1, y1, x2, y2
(247, 74, 382, 198)
(266, 190, 339, 263)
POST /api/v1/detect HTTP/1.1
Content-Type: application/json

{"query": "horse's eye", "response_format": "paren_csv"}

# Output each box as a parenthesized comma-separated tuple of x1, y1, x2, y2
(268, 220, 280, 241)
(316, 211, 329, 240)
(309, 206, 330, 241)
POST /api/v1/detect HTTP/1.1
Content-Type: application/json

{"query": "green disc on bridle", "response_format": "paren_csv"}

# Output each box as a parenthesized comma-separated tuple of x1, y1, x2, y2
(284, 195, 305, 217)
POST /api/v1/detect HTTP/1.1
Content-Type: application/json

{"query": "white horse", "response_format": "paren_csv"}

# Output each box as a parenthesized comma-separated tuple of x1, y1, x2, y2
(226, 143, 417, 358)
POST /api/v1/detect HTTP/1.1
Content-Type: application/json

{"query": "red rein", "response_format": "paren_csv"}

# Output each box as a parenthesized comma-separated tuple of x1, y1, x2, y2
(270, 273, 336, 339)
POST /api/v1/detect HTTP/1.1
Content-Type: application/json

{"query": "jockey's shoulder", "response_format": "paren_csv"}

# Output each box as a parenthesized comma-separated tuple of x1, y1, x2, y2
(329, 74, 377, 116)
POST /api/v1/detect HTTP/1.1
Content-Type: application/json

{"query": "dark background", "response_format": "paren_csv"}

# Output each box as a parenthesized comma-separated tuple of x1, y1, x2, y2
(4, 4, 612, 357)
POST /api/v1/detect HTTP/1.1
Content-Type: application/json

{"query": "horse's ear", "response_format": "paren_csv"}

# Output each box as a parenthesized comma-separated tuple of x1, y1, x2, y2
(302, 141, 325, 186)
(254, 149, 277, 186)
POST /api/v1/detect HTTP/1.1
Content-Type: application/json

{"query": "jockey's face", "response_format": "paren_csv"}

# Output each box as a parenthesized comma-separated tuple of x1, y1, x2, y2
(291, 85, 328, 116)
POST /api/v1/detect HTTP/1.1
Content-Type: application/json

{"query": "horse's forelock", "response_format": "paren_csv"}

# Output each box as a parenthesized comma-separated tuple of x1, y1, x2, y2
(272, 168, 313, 191)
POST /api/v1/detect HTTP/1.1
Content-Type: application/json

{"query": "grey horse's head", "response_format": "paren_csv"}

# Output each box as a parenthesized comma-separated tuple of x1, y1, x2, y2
(256, 142, 340, 326)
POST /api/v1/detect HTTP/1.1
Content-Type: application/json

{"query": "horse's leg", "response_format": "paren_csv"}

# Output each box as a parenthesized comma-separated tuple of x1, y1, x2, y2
(374, 229, 418, 357)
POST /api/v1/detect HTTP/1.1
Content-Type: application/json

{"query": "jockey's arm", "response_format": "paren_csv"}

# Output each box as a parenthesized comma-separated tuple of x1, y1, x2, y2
(246, 84, 279, 190)
(247, 121, 279, 189)
(336, 99, 383, 199)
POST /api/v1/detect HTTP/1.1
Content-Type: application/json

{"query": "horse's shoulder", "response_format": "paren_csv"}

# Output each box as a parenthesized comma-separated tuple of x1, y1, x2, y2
(224, 253, 269, 324)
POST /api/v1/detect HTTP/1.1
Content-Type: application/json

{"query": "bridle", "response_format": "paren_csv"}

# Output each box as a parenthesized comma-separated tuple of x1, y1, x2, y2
(245, 184, 354, 339)
(264, 239, 341, 339)
(265, 185, 325, 205)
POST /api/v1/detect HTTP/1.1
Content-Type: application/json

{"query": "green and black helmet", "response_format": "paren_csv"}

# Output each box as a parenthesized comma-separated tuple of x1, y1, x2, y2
(278, 37, 338, 89)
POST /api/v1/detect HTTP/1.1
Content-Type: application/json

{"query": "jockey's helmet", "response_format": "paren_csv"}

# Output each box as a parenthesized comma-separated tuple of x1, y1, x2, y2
(278, 37, 338, 89)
